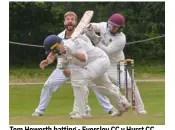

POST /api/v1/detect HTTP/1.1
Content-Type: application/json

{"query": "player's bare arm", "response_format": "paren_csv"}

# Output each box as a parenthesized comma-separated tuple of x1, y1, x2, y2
(72, 51, 87, 62)
(63, 69, 71, 77)
(39, 52, 56, 70)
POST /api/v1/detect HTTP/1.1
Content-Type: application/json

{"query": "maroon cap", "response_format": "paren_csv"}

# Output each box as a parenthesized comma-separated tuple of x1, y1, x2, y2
(108, 14, 125, 26)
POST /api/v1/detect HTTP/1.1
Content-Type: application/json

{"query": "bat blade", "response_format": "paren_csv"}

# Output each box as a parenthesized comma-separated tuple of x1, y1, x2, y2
(71, 10, 94, 40)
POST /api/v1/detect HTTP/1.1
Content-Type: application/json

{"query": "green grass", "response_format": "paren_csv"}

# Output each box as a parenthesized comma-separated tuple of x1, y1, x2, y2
(9, 66, 55, 83)
(9, 63, 165, 83)
(9, 82, 165, 125)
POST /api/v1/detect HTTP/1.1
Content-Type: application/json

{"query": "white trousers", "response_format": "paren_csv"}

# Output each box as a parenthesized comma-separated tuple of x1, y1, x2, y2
(35, 68, 113, 114)
(79, 56, 129, 112)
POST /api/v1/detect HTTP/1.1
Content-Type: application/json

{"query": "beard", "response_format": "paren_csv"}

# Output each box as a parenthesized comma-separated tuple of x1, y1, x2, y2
(65, 22, 76, 31)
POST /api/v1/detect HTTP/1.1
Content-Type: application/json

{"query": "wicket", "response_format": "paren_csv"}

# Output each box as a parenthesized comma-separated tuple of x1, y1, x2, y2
(117, 59, 136, 110)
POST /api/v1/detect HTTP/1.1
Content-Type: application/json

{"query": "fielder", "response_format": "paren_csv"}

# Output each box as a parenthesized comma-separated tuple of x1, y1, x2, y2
(42, 34, 131, 118)
(84, 13, 147, 114)
(32, 11, 119, 117)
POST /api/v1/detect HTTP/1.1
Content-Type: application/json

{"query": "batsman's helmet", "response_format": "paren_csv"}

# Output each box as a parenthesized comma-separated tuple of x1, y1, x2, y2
(108, 13, 125, 27)
(43, 35, 62, 54)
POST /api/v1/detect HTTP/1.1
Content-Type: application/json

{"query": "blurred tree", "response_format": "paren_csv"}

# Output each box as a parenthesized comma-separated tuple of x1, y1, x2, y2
(9, 2, 165, 66)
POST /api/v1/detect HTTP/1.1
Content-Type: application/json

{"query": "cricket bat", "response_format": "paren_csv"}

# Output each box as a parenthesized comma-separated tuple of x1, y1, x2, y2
(71, 10, 94, 40)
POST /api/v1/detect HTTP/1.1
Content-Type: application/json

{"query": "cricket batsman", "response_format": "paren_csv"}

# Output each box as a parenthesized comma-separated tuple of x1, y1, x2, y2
(42, 34, 131, 118)
(32, 11, 119, 117)
(84, 13, 147, 114)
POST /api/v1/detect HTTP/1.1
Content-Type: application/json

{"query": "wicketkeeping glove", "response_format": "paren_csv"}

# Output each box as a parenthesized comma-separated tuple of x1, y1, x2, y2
(84, 24, 101, 45)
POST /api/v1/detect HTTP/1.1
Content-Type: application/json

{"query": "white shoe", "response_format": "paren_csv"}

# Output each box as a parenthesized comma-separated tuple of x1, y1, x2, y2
(85, 105, 92, 117)
(69, 111, 77, 116)
(70, 111, 92, 118)
(124, 102, 132, 111)
(109, 108, 122, 116)
(135, 108, 147, 115)
(32, 112, 42, 116)
(86, 111, 92, 117)
(121, 96, 131, 111)
(70, 113, 83, 119)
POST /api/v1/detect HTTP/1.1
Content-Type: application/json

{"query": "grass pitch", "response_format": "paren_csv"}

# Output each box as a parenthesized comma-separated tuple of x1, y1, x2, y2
(9, 82, 165, 125)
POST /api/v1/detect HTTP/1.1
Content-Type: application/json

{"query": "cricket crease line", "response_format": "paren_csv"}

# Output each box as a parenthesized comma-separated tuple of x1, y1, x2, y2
(9, 79, 165, 86)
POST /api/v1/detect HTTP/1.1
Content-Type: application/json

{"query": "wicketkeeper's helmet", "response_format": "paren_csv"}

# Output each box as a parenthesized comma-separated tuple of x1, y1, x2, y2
(108, 13, 125, 27)
(43, 35, 62, 54)
(108, 13, 125, 34)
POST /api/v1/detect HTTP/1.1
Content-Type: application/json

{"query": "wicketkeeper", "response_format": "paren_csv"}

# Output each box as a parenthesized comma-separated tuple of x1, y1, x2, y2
(84, 13, 147, 114)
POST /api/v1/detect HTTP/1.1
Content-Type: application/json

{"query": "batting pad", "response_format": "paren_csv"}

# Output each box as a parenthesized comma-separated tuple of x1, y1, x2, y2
(72, 80, 89, 117)
(95, 85, 125, 112)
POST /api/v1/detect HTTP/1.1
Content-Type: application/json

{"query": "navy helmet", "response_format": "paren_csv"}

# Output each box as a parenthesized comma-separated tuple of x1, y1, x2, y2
(43, 34, 63, 54)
